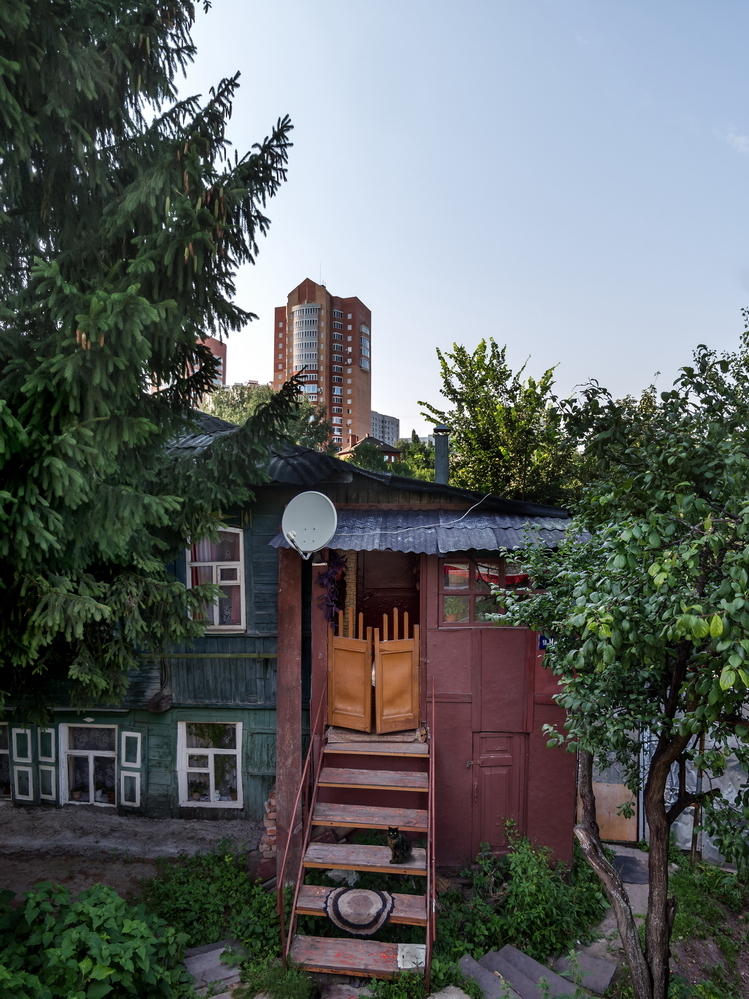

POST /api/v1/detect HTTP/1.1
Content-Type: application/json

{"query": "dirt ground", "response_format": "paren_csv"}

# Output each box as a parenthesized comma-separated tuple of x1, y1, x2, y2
(1, 803, 263, 904)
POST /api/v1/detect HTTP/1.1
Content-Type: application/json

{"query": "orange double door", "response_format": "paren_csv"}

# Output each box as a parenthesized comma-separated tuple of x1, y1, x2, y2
(327, 609, 420, 735)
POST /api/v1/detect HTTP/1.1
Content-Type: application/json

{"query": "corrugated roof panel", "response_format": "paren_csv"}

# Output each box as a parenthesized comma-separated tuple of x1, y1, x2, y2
(270, 508, 568, 554)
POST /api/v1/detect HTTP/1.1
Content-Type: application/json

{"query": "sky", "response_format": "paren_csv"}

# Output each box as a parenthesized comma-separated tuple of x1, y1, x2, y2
(180, 0, 749, 436)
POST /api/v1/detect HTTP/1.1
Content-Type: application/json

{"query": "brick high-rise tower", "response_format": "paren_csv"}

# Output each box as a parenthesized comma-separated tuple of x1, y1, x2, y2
(273, 278, 371, 448)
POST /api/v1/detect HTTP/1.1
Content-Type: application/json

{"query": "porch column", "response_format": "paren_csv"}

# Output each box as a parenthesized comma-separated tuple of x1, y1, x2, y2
(310, 551, 329, 758)
(276, 546, 302, 883)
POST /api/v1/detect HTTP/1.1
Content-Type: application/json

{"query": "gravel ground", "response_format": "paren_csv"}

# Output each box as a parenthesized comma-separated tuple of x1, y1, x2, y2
(0, 803, 262, 858)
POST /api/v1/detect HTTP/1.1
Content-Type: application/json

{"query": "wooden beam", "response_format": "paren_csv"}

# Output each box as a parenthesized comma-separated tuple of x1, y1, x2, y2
(276, 546, 302, 884)
(310, 550, 329, 773)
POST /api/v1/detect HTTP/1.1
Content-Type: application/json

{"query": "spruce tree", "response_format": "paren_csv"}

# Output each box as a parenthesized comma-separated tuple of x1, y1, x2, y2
(0, 0, 294, 715)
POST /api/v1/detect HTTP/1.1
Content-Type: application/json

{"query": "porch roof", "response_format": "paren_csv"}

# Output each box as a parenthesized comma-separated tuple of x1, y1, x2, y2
(270, 506, 569, 555)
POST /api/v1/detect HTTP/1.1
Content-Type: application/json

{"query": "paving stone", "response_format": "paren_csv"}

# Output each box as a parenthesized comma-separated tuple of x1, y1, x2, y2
(554, 951, 617, 995)
(498, 945, 578, 997)
(458, 954, 522, 999)
(427, 988, 472, 999)
(479, 951, 546, 999)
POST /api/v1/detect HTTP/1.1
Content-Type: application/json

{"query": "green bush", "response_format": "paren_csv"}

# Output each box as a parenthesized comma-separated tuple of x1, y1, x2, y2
(0, 882, 192, 999)
(435, 829, 608, 963)
(136, 843, 280, 957)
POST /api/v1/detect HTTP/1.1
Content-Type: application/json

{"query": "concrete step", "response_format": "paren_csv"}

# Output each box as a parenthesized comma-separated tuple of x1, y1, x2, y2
(458, 955, 522, 999)
(494, 946, 580, 997)
(553, 951, 617, 995)
(183, 938, 243, 994)
(478, 951, 546, 999)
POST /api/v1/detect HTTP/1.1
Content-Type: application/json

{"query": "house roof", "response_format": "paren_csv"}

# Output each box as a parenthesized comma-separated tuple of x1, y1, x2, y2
(270, 506, 569, 554)
(169, 413, 571, 553)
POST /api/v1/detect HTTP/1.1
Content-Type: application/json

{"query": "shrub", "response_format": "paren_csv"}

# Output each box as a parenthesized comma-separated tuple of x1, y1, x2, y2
(136, 843, 280, 957)
(0, 882, 192, 998)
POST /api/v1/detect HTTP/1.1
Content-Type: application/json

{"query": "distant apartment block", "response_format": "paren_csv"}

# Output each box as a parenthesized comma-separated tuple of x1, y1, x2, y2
(274, 278, 371, 448)
(371, 411, 400, 446)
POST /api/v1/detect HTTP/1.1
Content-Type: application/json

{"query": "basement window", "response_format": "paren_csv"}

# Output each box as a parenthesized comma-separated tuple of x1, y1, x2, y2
(177, 722, 242, 808)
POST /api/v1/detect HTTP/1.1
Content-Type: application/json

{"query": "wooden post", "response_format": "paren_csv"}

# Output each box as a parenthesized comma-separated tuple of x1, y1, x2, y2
(310, 550, 329, 772)
(276, 546, 302, 884)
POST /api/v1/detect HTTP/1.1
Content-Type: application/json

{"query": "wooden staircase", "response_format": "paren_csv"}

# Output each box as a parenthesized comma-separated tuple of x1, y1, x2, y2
(278, 613, 436, 983)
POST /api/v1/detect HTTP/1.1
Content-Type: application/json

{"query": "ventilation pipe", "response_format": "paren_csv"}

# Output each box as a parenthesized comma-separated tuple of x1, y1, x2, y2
(433, 423, 451, 485)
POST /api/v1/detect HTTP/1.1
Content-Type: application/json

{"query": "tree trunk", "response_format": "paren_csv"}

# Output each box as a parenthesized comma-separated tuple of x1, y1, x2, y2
(643, 747, 682, 999)
(576, 751, 653, 999)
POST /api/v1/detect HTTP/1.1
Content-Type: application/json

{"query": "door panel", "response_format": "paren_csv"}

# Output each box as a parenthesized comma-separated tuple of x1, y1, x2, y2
(375, 627, 420, 734)
(472, 733, 526, 855)
(327, 611, 372, 732)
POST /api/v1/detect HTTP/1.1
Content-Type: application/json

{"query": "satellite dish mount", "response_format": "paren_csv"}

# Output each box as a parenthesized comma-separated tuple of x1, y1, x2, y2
(281, 491, 338, 560)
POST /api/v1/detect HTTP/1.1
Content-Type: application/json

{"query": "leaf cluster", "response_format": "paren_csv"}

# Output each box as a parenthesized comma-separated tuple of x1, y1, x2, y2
(0, 881, 192, 998)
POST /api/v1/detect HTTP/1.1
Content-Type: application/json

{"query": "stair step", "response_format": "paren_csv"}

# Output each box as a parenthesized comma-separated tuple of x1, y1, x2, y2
(313, 802, 428, 832)
(479, 951, 544, 999)
(296, 884, 427, 925)
(554, 950, 617, 995)
(303, 842, 427, 875)
(496, 945, 579, 997)
(319, 767, 429, 792)
(325, 742, 428, 758)
(289, 935, 425, 977)
(459, 954, 522, 999)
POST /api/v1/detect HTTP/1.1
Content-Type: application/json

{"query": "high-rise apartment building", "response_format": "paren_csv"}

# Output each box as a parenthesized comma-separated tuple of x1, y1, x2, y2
(371, 411, 400, 446)
(274, 278, 371, 448)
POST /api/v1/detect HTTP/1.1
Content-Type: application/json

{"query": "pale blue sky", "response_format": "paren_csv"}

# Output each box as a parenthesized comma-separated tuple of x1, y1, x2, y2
(182, 0, 749, 435)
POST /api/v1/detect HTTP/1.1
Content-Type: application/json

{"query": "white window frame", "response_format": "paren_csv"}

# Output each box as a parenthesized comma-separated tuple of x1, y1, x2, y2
(39, 765, 56, 801)
(177, 721, 243, 809)
(38, 728, 55, 763)
(60, 723, 118, 806)
(120, 770, 141, 808)
(0, 723, 9, 799)
(121, 731, 142, 768)
(14, 766, 33, 801)
(12, 727, 32, 763)
(187, 526, 245, 632)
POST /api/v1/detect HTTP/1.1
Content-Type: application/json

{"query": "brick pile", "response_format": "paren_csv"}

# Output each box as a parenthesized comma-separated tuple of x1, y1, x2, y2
(258, 786, 276, 860)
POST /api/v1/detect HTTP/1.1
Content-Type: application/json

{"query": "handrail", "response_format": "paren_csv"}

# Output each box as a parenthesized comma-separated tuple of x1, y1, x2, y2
(277, 692, 327, 964)
(425, 678, 437, 990)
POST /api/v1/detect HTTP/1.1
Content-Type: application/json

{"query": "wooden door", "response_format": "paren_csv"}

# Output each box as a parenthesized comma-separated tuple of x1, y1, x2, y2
(327, 610, 372, 732)
(374, 609, 420, 734)
(471, 733, 526, 856)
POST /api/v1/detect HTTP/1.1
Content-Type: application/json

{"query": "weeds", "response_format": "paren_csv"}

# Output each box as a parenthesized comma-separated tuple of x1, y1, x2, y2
(234, 957, 319, 999)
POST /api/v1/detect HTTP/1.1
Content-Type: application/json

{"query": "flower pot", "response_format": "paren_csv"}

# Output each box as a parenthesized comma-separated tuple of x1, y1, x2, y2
(230, 792, 237, 801)
(191, 792, 201, 801)
(71, 790, 82, 800)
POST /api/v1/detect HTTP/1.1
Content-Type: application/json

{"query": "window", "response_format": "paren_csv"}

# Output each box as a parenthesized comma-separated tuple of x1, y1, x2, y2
(0, 724, 9, 799)
(333, 309, 343, 318)
(333, 321, 343, 330)
(188, 528, 245, 631)
(333, 354, 343, 362)
(178, 722, 242, 807)
(360, 357, 370, 371)
(333, 333, 343, 341)
(333, 387, 342, 396)
(360, 324, 370, 334)
(347, 313, 352, 319)
(333, 436, 342, 444)
(332, 407, 342, 414)
(439, 560, 508, 625)
(278, 321, 284, 327)
(332, 376, 343, 384)
(332, 417, 343, 425)
(63, 725, 117, 804)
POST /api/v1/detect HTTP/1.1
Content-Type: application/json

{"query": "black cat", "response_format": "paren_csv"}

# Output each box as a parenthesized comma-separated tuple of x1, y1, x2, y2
(387, 826, 413, 864)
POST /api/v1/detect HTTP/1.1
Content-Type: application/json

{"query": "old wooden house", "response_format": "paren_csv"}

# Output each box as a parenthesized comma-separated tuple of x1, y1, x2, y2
(2, 415, 577, 959)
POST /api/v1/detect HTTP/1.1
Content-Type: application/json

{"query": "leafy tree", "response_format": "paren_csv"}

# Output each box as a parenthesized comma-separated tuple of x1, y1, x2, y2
(0, 0, 294, 715)
(204, 380, 336, 451)
(498, 340, 749, 999)
(420, 340, 584, 506)
(391, 431, 435, 481)
(339, 439, 390, 472)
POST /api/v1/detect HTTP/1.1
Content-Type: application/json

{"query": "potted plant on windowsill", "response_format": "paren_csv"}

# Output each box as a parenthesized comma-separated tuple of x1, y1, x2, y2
(188, 781, 204, 801)
(71, 786, 83, 800)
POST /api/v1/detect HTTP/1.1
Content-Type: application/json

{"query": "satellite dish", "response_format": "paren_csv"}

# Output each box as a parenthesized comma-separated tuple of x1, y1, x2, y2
(282, 491, 338, 560)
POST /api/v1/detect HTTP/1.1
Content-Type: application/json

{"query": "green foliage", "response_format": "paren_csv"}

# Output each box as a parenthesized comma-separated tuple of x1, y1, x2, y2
(419, 340, 585, 505)
(0, 1, 294, 713)
(136, 844, 279, 957)
(390, 432, 435, 481)
(203, 382, 336, 452)
(368, 967, 483, 999)
(670, 856, 747, 970)
(435, 833, 607, 964)
(0, 881, 192, 998)
(235, 958, 319, 999)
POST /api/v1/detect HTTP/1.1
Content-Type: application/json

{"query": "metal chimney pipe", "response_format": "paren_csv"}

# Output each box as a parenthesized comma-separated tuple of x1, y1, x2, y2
(433, 424, 451, 485)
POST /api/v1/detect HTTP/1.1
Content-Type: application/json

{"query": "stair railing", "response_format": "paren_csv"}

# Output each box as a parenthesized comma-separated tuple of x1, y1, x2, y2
(277, 691, 327, 966)
(425, 678, 437, 990)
